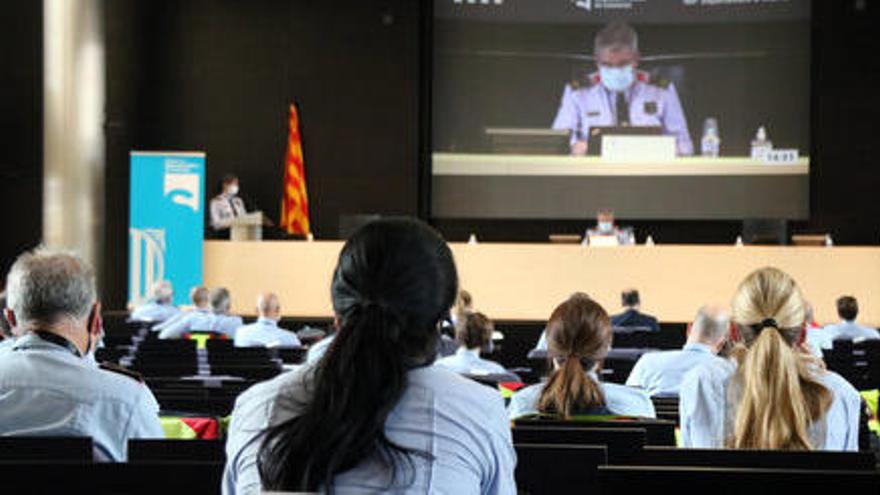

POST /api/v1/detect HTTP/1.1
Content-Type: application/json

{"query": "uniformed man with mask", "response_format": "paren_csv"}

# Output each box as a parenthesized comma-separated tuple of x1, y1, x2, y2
(209, 174, 248, 236)
(0, 249, 164, 461)
(552, 21, 693, 156)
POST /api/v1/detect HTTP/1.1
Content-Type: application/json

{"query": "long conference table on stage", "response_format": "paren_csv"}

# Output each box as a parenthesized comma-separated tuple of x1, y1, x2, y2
(204, 241, 880, 325)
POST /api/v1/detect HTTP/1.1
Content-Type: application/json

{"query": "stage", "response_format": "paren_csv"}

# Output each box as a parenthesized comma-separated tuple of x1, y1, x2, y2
(204, 241, 880, 325)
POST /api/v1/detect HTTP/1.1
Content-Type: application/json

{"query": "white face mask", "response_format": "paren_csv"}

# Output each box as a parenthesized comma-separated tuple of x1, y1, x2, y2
(227, 184, 239, 196)
(598, 221, 613, 232)
(599, 64, 635, 93)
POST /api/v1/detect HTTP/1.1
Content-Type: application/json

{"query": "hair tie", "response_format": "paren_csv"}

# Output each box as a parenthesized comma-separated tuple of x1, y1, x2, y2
(751, 318, 779, 335)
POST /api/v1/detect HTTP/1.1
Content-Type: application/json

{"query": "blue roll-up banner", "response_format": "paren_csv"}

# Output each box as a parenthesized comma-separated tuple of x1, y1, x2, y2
(129, 151, 206, 307)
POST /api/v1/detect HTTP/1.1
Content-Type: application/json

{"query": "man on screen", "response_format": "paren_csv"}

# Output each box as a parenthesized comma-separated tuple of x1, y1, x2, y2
(552, 22, 693, 156)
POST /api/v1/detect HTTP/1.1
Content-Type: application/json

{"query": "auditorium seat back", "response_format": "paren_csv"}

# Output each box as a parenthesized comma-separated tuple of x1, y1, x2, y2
(515, 443, 607, 494)
(128, 439, 225, 462)
(597, 466, 880, 493)
(635, 446, 877, 471)
(0, 437, 93, 461)
(512, 426, 645, 463)
(516, 417, 676, 446)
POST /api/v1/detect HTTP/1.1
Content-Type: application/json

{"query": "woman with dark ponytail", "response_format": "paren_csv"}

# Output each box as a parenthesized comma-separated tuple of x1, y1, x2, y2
(680, 267, 861, 450)
(222, 218, 516, 494)
(508, 293, 655, 419)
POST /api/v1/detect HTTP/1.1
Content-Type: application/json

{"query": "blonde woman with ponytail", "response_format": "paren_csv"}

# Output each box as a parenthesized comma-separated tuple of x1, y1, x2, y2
(508, 293, 655, 419)
(680, 267, 861, 450)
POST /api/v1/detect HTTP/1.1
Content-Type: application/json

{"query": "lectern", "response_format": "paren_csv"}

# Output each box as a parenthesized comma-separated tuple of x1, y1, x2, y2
(230, 211, 265, 241)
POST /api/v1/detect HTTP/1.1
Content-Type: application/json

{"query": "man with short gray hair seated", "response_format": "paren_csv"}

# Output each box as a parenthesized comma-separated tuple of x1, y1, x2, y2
(234, 293, 301, 348)
(130, 280, 180, 323)
(0, 248, 164, 461)
(625, 305, 729, 397)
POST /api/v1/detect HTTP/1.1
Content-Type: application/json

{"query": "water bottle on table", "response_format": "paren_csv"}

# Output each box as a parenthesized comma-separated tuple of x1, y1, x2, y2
(701, 118, 720, 158)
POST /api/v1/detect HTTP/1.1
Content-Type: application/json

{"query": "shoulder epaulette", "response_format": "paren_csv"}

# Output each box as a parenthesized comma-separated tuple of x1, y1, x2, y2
(99, 362, 145, 383)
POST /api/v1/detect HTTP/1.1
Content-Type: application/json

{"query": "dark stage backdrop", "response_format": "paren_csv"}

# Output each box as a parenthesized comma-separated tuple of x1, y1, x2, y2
(3, 1, 880, 309)
(0, 1, 42, 282)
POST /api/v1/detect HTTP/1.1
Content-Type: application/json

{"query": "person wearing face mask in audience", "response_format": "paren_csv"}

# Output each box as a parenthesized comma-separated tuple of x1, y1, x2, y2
(210, 174, 248, 237)
(551, 21, 693, 156)
(0, 249, 164, 461)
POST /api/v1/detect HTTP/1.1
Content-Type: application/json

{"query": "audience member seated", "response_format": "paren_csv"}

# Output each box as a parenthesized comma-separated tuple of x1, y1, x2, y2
(234, 293, 301, 348)
(625, 305, 729, 397)
(812, 296, 880, 350)
(801, 301, 826, 358)
(435, 311, 508, 376)
(130, 280, 181, 323)
(154, 286, 213, 338)
(158, 287, 243, 339)
(611, 289, 660, 332)
(0, 249, 164, 461)
(530, 291, 591, 353)
(223, 218, 515, 493)
(508, 293, 655, 419)
(680, 267, 861, 450)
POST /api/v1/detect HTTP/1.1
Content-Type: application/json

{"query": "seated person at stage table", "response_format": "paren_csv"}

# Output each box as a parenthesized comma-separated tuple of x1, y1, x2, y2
(611, 289, 660, 332)
(234, 292, 301, 348)
(130, 280, 180, 323)
(508, 292, 655, 419)
(584, 210, 634, 246)
(0, 249, 164, 461)
(435, 311, 508, 377)
(810, 296, 880, 350)
(625, 305, 728, 397)
(209, 173, 248, 236)
(223, 218, 515, 494)
(680, 267, 861, 450)
(552, 21, 693, 156)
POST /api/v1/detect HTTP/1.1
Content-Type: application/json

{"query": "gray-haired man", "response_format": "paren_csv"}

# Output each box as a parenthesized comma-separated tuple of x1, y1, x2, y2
(625, 305, 729, 397)
(0, 249, 164, 461)
(552, 21, 693, 156)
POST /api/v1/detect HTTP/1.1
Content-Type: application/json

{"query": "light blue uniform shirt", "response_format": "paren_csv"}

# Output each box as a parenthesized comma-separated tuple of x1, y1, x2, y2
(0, 334, 165, 461)
(625, 343, 722, 397)
(507, 371, 655, 419)
(812, 321, 880, 350)
(130, 300, 181, 324)
(234, 317, 301, 348)
(435, 347, 508, 376)
(223, 363, 517, 495)
(679, 356, 861, 450)
(156, 309, 243, 339)
(552, 78, 693, 156)
(306, 334, 336, 363)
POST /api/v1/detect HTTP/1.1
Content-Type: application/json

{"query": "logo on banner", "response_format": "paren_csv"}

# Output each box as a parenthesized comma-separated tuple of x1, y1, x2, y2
(163, 159, 201, 211)
(129, 228, 166, 305)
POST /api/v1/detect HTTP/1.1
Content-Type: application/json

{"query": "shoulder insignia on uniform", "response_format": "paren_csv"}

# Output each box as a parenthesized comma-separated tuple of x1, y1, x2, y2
(99, 362, 145, 383)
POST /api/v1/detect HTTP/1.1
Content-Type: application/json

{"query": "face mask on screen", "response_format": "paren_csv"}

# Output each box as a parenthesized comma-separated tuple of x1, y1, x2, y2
(599, 64, 635, 93)
(227, 184, 239, 196)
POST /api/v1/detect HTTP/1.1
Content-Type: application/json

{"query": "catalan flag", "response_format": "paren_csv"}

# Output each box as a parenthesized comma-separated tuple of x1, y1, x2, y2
(279, 104, 311, 235)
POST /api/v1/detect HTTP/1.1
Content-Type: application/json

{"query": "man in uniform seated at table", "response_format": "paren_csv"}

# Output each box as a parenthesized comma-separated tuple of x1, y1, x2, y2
(551, 21, 693, 156)
(130, 280, 180, 324)
(812, 296, 880, 350)
(0, 249, 163, 461)
(611, 289, 660, 332)
(625, 305, 729, 397)
(234, 293, 301, 348)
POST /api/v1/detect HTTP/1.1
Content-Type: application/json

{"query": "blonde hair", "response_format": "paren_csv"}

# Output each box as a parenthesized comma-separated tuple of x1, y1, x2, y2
(538, 293, 611, 419)
(728, 267, 832, 450)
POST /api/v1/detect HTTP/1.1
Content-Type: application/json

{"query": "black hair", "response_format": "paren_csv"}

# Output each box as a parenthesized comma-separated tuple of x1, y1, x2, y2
(257, 217, 458, 492)
(836, 296, 858, 321)
(621, 289, 640, 307)
(218, 174, 238, 192)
